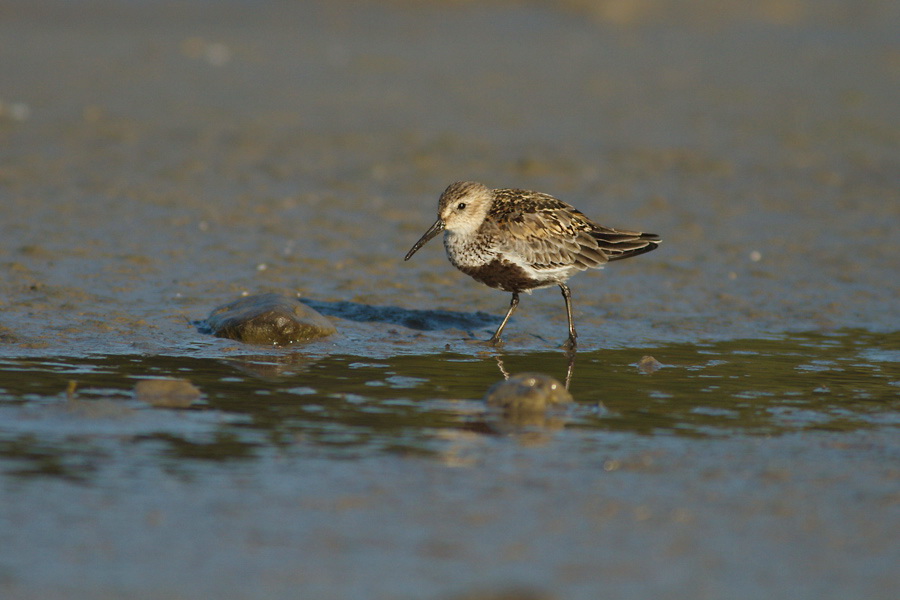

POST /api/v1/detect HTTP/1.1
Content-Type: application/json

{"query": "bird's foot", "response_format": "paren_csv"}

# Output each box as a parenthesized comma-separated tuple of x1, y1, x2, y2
(487, 335, 504, 347)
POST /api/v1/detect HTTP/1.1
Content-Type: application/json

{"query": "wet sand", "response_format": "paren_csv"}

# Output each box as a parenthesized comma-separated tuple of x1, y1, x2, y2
(1, 0, 897, 357)
(0, 1, 898, 598)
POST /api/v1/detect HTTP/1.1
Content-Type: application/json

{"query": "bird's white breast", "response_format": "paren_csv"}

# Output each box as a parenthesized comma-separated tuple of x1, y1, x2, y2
(443, 231, 497, 269)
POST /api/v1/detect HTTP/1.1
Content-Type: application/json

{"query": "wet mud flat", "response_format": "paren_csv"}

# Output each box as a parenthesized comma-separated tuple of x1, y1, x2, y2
(1, 0, 899, 598)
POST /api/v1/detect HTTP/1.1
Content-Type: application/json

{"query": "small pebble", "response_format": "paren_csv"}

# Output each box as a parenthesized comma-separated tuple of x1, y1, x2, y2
(637, 355, 662, 374)
(135, 379, 201, 408)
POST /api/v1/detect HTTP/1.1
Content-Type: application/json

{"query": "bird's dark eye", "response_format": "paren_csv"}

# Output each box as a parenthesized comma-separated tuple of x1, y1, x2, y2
(457, 202, 467, 210)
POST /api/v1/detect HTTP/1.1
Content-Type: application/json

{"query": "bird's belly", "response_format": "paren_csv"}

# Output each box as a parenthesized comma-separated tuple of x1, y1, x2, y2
(444, 231, 556, 292)
(458, 259, 556, 293)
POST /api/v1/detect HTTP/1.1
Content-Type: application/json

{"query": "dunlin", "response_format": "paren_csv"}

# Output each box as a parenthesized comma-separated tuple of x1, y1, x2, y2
(404, 181, 660, 349)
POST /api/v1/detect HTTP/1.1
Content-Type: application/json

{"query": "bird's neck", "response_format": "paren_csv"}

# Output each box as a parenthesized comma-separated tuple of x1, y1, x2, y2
(443, 230, 495, 268)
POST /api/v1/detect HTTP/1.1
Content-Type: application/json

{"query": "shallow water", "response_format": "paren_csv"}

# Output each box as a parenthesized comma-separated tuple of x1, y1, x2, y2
(1, 0, 898, 597)
(1, 329, 897, 477)
(2, 329, 897, 479)
(1, 330, 898, 599)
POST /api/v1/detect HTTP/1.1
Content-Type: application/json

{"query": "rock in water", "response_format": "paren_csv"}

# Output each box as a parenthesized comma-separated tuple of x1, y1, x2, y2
(205, 293, 336, 346)
(637, 355, 662, 374)
(484, 372, 573, 413)
(135, 378, 201, 408)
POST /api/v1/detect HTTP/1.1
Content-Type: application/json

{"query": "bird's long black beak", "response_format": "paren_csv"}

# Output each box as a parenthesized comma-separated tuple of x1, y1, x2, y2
(404, 218, 445, 261)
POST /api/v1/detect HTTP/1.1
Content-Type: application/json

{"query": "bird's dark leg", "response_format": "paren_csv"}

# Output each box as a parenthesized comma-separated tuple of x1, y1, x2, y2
(489, 292, 519, 345)
(564, 349, 576, 390)
(559, 283, 577, 350)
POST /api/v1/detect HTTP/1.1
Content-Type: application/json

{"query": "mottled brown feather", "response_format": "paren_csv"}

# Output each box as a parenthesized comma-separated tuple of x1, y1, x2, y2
(485, 188, 659, 273)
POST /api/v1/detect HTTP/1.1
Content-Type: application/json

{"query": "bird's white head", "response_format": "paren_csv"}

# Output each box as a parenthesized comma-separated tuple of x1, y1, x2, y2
(437, 181, 493, 235)
(404, 181, 493, 261)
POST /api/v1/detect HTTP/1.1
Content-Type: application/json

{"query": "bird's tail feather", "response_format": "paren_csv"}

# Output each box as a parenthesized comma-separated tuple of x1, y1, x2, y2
(593, 229, 661, 261)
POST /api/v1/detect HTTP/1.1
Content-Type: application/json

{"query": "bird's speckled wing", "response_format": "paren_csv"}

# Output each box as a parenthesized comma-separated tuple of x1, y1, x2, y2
(486, 189, 660, 272)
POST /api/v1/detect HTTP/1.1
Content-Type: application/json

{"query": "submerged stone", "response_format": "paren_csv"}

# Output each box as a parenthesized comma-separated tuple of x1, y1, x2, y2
(637, 355, 662, 373)
(135, 378, 201, 408)
(205, 293, 336, 346)
(484, 372, 573, 413)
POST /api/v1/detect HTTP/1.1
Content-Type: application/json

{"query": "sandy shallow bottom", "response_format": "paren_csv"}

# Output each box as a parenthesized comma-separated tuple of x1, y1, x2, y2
(0, 1, 898, 598)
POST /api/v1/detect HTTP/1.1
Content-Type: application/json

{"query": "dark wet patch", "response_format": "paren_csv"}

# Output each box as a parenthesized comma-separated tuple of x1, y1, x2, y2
(0, 325, 19, 344)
